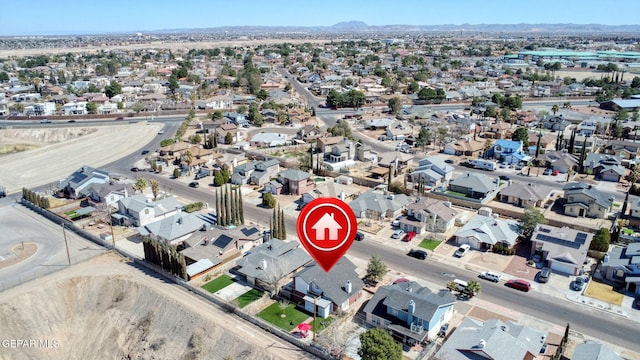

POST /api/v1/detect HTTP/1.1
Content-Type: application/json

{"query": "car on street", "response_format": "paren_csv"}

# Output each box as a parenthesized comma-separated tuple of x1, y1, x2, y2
(130, 167, 140, 172)
(391, 229, 405, 239)
(157, 130, 164, 135)
(444, 159, 455, 164)
(572, 277, 585, 291)
(499, 162, 508, 168)
(407, 249, 428, 260)
(454, 244, 470, 257)
(499, 175, 510, 181)
(141, 149, 150, 155)
(543, 168, 552, 175)
(68, 119, 76, 123)
(355, 232, 364, 241)
(402, 231, 417, 242)
(40, 118, 51, 123)
(189, 181, 199, 188)
(505, 279, 531, 292)
(115, 116, 124, 120)
(479, 271, 501, 282)
(515, 163, 524, 170)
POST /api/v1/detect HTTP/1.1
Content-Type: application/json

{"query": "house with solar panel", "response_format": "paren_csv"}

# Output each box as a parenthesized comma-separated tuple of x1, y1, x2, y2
(530, 224, 593, 275)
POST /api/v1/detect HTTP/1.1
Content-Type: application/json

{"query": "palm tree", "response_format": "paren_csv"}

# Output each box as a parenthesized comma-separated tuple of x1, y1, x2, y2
(183, 150, 193, 175)
(13, 103, 25, 115)
(150, 179, 160, 200)
(551, 104, 559, 116)
(133, 178, 147, 194)
(465, 280, 482, 297)
(483, 139, 493, 159)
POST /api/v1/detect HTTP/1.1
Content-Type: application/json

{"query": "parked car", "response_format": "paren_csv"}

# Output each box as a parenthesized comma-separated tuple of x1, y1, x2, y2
(499, 175, 510, 181)
(407, 249, 428, 260)
(391, 229, 405, 239)
(355, 232, 364, 241)
(499, 162, 508, 168)
(130, 167, 140, 172)
(515, 163, 524, 170)
(402, 231, 417, 242)
(189, 181, 199, 188)
(445, 159, 455, 164)
(505, 279, 531, 292)
(572, 277, 585, 291)
(454, 244, 470, 257)
(552, 170, 560, 176)
(538, 267, 551, 283)
(543, 168, 552, 175)
(479, 271, 501, 283)
(391, 217, 403, 227)
(438, 323, 449, 338)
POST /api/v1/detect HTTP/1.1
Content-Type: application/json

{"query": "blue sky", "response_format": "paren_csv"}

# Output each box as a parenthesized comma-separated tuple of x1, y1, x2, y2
(2, 0, 639, 36)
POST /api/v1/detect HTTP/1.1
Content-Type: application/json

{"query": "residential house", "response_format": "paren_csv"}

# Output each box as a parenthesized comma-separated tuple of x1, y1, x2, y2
(400, 198, 458, 234)
(248, 159, 280, 186)
(62, 101, 87, 115)
(455, 213, 520, 251)
(264, 169, 314, 196)
(293, 258, 364, 318)
(325, 140, 356, 163)
(541, 114, 570, 131)
(539, 150, 578, 173)
(231, 160, 257, 185)
(448, 172, 499, 200)
(58, 165, 110, 199)
(526, 131, 555, 156)
(572, 342, 623, 360)
(572, 134, 597, 156)
(600, 243, 640, 294)
(363, 281, 456, 344)
(378, 152, 414, 172)
(408, 156, 455, 190)
(87, 183, 129, 209)
(260, 109, 278, 124)
(498, 183, 553, 208)
(114, 194, 181, 227)
(386, 122, 413, 141)
(435, 318, 547, 360)
(563, 182, 614, 218)
(629, 196, 640, 226)
(584, 154, 625, 182)
(530, 224, 593, 275)
(349, 190, 411, 220)
(486, 122, 511, 139)
(490, 140, 524, 164)
(443, 138, 485, 157)
(138, 211, 207, 246)
(181, 226, 264, 266)
(603, 139, 640, 161)
(297, 125, 322, 142)
(224, 112, 249, 126)
(214, 123, 240, 145)
(317, 136, 344, 154)
(235, 239, 312, 290)
(299, 181, 355, 207)
(355, 142, 375, 162)
(250, 132, 288, 147)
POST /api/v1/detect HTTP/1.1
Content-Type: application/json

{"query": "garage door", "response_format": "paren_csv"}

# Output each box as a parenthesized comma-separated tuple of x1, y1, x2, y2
(550, 260, 577, 275)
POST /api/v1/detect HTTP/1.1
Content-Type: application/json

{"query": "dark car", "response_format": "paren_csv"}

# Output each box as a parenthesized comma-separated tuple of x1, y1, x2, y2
(505, 279, 531, 292)
(189, 181, 199, 188)
(572, 277, 585, 291)
(115, 116, 124, 120)
(499, 175, 510, 181)
(130, 167, 140, 172)
(438, 323, 449, 338)
(407, 249, 428, 260)
(444, 159, 455, 164)
(355, 231, 365, 241)
(538, 267, 551, 283)
(68, 120, 76, 123)
(141, 149, 150, 155)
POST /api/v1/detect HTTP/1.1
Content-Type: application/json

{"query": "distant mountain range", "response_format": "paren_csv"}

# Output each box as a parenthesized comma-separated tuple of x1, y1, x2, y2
(146, 21, 640, 35)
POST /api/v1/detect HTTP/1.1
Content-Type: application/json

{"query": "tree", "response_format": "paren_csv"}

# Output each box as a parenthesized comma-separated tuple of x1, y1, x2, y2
(150, 179, 160, 200)
(551, 104, 560, 116)
(512, 127, 529, 146)
(173, 168, 180, 178)
(590, 228, 611, 252)
(133, 178, 148, 193)
(132, 101, 144, 113)
(225, 131, 234, 144)
(168, 75, 179, 100)
(13, 102, 25, 115)
(520, 207, 547, 239)
(104, 80, 122, 98)
(183, 150, 193, 175)
(213, 172, 225, 186)
(358, 328, 402, 360)
(483, 139, 493, 159)
(211, 110, 223, 120)
(366, 255, 387, 283)
(387, 97, 402, 114)
(262, 192, 276, 209)
(464, 280, 482, 297)
(415, 127, 431, 150)
(85, 101, 97, 114)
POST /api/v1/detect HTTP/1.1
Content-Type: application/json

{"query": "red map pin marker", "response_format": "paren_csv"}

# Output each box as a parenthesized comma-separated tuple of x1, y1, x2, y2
(296, 197, 358, 272)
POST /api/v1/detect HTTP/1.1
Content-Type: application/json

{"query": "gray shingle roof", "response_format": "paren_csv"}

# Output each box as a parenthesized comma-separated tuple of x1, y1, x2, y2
(455, 215, 519, 246)
(563, 182, 614, 209)
(450, 172, 498, 193)
(236, 239, 312, 283)
(571, 342, 622, 360)
(349, 190, 411, 215)
(498, 182, 553, 202)
(296, 258, 364, 306)
(141, 212, 206, 243)
(279, 168, 312, 181)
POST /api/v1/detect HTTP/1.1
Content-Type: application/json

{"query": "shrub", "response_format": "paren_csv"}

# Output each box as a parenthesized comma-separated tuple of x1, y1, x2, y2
(160, 139, 176, 147)
(262, 192, 276, 209)
(184, 202, 203, 213)
(173, 168, 180, 178)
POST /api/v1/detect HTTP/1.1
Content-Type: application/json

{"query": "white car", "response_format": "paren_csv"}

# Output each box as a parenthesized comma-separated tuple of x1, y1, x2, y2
(454, 244, 470, 258)
(391, 229, 405, 239)
(479, 271, 501, 282)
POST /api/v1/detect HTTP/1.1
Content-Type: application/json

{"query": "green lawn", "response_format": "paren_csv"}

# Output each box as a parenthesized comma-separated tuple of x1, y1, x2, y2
(201, 274, 236, 293)
(257, 303, 309, 331)
(623, 228, 635, 235)
(310, 316, 334, 334)
(445, 191, 467, 197)
(234, 288, 264, 308)
(419, 238, 442, 251)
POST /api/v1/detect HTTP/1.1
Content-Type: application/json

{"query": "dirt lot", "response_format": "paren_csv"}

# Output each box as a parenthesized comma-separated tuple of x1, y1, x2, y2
(0, 123, 161, 194)
(0, 253, 310, 360)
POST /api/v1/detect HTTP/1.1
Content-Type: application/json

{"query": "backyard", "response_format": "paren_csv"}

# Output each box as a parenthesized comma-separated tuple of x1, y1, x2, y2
(584, 280, 624, 306)
(234, 288, 264, 308)
(201, 274, 236, 294)
(257, 302, 310, 331)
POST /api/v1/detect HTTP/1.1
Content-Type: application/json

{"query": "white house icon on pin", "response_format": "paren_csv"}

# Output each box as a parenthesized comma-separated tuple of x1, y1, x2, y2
(311, 212, 342, 241)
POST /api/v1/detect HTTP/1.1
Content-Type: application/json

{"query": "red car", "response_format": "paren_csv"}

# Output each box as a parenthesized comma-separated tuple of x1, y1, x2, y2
(552, 170, 560, 176)
(506, 279, 531, 292)
(402, 231, 417, 242)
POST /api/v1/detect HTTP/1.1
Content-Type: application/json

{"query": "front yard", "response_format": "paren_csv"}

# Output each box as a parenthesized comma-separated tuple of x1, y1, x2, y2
(419, 238, 442, 251)
(584, 280, 624, 306)
(257, 302, 309, 331)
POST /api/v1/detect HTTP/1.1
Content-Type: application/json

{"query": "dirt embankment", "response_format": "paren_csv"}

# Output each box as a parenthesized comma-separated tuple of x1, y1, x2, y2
(0, 274, 278, 360)
(0, 128, 97, 154)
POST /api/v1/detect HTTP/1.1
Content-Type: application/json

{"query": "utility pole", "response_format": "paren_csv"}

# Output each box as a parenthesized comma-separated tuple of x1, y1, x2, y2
(108, 207, 116, 249)
(61, 223, 71, 265)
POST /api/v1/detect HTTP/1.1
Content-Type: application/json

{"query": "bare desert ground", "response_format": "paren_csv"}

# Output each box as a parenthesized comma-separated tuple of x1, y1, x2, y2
(0, 253, 310, 360)
(0, 122, 162, 194)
